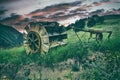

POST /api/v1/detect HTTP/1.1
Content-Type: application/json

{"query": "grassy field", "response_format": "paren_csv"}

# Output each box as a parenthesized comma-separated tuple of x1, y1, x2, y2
(0, 15, 120, 80)
(0, 18, 120, 65)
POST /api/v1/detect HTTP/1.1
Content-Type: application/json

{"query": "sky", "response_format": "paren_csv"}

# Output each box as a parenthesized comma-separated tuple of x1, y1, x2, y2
(0, 0, 120, 32)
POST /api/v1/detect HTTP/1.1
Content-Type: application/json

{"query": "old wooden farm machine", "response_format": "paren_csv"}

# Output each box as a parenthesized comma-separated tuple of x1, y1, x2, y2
(73, 28, 112, 41)
(24, 21, 112, 54)
(24, 22, 67, 54)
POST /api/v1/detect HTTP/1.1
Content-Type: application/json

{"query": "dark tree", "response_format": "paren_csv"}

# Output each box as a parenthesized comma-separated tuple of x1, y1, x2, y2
(87, 17, 96, 27)
(74, 19, 85, 29)
(66, 23, 74, 31)
(87, 15, 104, 27)
(97, 16, 104, 24)
(93, 15, 104, 24)
(73, 19, 86, 32)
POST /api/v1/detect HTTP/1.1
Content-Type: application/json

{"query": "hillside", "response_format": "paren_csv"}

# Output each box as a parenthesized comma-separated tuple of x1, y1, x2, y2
(0, 23, 23, 48)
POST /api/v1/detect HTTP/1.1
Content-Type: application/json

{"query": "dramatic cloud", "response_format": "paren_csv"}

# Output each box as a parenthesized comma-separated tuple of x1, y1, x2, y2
(27, 1, 82, 17)
(101, 0, 110, 2)
(89, 9, 105, 16)
(0, 0, 120, 32)
(0, 0, 81, 18)
(0, 0, 17, 3)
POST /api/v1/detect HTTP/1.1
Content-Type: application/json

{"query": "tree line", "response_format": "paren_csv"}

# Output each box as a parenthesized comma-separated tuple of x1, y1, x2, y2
(66, 15, 104, 31)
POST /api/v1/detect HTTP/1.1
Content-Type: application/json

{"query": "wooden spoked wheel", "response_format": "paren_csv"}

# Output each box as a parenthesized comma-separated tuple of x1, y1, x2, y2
(24, 22, 50, 54)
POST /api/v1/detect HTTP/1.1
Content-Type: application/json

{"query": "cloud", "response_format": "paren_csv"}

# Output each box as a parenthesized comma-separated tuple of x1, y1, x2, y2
(69, 7, 87, 14)
(0, 13, 34, 25)
(104, 8, 120, 15)
(32, 15, 46, 19)
(27, 1, 82, 16)
(101, 0, 110, 2)
(89, 9, 105, 16)
(0, 1, 82, 32)
(92, 2, 103, 6)
(53, 12, 65, 16)
(0, 13, 23, 23)
(0, 0, 17, 3)
(26, 1, 83, 22)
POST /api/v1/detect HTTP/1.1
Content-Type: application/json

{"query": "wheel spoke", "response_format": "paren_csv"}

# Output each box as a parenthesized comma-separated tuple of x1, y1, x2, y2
(28, 36, 33, 42)
(32, 44, 35, 51)
(34, 38, 38, 42)
(32, 33, 34, 41)
(35, 43, 39, 49)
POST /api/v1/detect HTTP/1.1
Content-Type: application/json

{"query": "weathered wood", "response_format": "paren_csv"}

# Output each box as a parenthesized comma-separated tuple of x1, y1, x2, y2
(24, 22, 67, 54)
(73, 27, 112, 41)
(49, 33, 67, 42)
(82, 29, 112, 34)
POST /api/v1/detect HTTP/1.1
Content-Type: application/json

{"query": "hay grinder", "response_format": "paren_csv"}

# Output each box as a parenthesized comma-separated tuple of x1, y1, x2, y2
(24, 22, 67, 54)
(24, 21, 112, 54)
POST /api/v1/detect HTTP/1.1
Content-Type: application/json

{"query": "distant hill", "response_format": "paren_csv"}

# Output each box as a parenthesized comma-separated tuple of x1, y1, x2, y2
(102, 14, 120, 20)
(0, 23, 23, 48)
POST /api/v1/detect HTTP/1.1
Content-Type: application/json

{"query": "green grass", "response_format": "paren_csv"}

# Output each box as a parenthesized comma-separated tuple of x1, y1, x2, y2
(0, 16, 120, 67)
(0, 46, 25, 64)
(0, 29, 89, 66)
